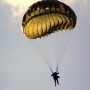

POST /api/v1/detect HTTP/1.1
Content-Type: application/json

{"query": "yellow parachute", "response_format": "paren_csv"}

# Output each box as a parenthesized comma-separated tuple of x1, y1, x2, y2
(22, 0, 77, 39)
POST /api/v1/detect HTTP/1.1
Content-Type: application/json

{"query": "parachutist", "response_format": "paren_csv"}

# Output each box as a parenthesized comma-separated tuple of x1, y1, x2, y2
(21, 0, 77, 86)
(51, 72, 60, 86)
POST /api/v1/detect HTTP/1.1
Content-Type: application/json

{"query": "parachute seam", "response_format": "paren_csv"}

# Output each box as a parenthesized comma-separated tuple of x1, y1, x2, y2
(34, 16, 39, 38)
(54, 14, 60, 31)
(58, 14, 63, 30)
(47, 14, 52, 34)
(40, 15, 43, 37)
(62, 15, 67, 30)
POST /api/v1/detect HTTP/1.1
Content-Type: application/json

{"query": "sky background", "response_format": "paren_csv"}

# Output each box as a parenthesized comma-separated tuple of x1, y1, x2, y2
(0, 0, 90, 90)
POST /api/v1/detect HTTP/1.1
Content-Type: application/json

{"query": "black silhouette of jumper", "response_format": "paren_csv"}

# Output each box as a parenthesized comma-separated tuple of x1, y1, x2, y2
(51, 72, 60, 86)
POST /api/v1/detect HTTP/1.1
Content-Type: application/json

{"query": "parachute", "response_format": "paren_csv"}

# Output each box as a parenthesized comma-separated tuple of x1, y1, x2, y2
(21, 0, 77, 72)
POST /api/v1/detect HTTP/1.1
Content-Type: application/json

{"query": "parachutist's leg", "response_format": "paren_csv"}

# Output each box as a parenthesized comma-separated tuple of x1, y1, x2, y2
(54, 80, 56, 86)
(57, 79, 59, 85)
(55, 80, 56, 86)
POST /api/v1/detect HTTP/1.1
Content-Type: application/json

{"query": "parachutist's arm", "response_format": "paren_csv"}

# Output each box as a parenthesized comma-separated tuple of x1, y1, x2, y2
(51, 74, 53, 76)
(57, 72, 59, 74)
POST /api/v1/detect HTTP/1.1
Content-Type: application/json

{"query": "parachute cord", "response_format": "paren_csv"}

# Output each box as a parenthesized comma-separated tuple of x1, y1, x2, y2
(39, 53, 53, 73)
(38, 52, 53, 73)
(40, 55, 53, 73)
(56, 66, 58, 73)
(30, 41, 53, 73)
(56, 31, 73, 72)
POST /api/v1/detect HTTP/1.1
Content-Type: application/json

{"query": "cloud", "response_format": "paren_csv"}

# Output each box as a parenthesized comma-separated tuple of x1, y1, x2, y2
(63, 0, 76, 5)
(2, 0, 38, 17)
(63, 0, 90, 7)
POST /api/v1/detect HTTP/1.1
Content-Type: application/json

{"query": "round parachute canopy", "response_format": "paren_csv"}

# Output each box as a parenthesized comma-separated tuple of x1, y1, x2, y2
(22, 0, 77, 39)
